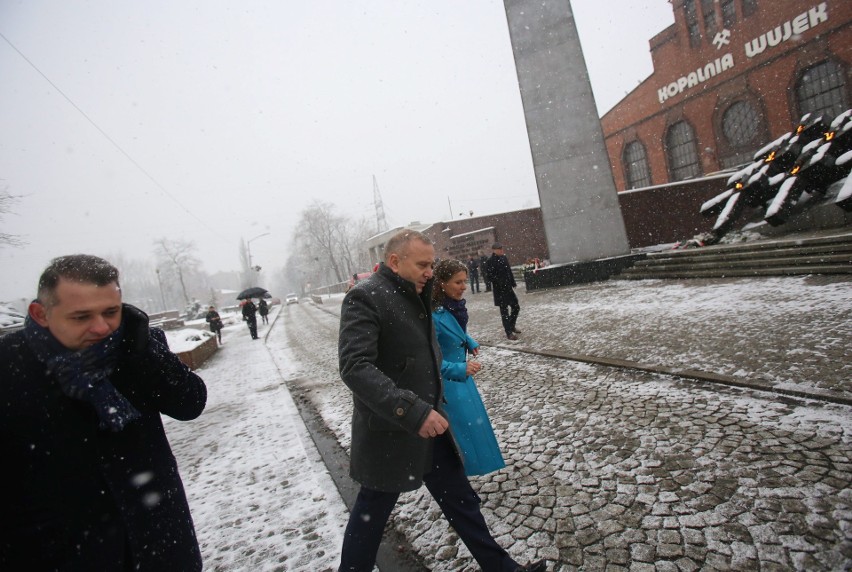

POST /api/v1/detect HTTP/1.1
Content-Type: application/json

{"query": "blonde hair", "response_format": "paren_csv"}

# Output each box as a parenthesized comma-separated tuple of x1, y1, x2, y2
(384, 229, 432, 262)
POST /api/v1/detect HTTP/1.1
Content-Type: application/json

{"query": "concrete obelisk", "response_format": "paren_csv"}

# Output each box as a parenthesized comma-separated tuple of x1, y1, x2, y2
(503, 0, 630, 265)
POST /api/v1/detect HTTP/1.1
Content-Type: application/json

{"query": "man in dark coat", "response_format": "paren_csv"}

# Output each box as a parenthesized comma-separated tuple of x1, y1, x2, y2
(241, 298, 258, 339)
(337, 230, 546, 571)
(466, 256, 480, 293)
(0, 254, 207, 571)
(485, 242, 521, 340)
(478, 249, 492, 292)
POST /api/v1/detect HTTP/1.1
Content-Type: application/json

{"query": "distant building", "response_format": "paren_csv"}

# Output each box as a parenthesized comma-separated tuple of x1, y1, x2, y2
(602, 0, 851, 191)
(364, 208, 549, 267)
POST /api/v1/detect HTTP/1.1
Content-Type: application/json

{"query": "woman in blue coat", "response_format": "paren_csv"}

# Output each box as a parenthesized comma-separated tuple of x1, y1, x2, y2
(431, 259, 505, 476)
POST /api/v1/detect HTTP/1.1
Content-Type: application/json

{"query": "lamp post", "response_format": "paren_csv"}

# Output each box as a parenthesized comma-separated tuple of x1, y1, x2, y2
(246, 232, 271, 283)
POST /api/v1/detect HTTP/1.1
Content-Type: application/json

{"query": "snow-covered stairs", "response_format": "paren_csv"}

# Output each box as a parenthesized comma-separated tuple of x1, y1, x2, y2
(614, 231, 852, 280)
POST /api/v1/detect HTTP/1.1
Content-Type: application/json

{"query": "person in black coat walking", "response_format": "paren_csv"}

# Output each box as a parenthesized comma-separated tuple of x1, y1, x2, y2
(258, 298, 269, 324)
(242, 299, 258, 339)
(485, 243, 521, 340)
(205, 305, 224, 343)
(337, 230, 546, 572)
(478, 250, 492, 292)
(0, 254, 207, 571)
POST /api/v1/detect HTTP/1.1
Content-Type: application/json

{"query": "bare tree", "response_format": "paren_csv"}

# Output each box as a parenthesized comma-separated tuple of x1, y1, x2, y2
(295, 201, 349, 283)
(342, 216, 375, 275)
(107, 253, 161, 312)
(0, 184, 25, 247)
(153, 238, 201, 306)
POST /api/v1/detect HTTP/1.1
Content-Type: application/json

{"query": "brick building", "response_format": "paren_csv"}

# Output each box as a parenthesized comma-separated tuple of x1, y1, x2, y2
(602, 0, 851, 191)
(363, 208, 549, 268)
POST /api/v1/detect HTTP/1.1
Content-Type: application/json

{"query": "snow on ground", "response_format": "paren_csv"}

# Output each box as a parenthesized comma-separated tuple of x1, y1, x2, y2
(156, 277, 852, 571)
(466, 275, 852, 398)
(0, 302, 24, 329)
(163, 307, 347, 571)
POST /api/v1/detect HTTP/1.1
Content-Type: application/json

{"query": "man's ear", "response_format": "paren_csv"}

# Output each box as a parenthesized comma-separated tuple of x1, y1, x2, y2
(29, 302, 49, 327)
(386, 253, 400, 273)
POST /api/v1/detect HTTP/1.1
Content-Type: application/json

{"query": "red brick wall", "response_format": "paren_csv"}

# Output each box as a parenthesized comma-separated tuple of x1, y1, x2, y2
(422, 208, 550, 264)
(602, 0, 852, 191)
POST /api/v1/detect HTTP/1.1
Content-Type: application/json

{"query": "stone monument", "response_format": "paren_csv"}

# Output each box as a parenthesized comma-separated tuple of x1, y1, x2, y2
(503, 0, 635, 287)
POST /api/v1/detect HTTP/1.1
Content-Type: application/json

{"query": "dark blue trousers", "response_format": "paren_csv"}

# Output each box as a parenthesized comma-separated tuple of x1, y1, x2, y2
(339, 435, 518, 571)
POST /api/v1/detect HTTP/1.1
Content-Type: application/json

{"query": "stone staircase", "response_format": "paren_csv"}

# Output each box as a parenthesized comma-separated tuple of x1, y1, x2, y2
(615, 231, 852, 280)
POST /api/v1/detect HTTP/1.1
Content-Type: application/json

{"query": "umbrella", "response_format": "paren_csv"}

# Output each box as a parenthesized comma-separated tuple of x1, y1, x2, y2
(236, 286, 270, 300)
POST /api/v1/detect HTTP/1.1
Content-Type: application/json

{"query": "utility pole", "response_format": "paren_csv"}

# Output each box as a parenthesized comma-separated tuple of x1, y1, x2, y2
(373, 175, 389, 233)
(155, 268, 167, 312)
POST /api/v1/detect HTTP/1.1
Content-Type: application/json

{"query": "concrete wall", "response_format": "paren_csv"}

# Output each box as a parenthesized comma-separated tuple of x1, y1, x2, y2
(423, 208, 549, 265)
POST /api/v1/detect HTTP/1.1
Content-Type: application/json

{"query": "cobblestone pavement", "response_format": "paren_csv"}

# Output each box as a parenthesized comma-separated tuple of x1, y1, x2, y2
(282, 276, 852, 571)
(466, 275, 852, 403)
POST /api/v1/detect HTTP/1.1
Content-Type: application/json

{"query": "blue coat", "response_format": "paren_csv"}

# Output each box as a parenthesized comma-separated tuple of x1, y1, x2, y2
(433, 307, 505, 476)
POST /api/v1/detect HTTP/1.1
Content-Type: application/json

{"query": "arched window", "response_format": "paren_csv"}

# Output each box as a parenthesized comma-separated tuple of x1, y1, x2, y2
(720, 100, 762, 168)
(701, 0, 717, 37)
(666, 121, 701, 181)
(623, 141, 652, 189)
(796, 60, 848, 121)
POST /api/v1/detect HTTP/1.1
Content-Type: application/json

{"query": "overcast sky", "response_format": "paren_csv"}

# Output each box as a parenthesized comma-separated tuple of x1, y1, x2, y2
(0, 0, 673, 301)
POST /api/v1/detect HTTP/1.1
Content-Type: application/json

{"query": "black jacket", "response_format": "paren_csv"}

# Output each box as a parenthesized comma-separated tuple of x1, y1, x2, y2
(205, 310, 223, 331)
(486, 253, 518, 306)
(242, 301, 257, 320)
(0, 304, 207, 571)
(338, 264, 449, 492)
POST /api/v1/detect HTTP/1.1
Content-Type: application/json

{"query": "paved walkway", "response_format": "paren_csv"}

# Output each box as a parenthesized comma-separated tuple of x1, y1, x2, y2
(287, 275, 852, 571)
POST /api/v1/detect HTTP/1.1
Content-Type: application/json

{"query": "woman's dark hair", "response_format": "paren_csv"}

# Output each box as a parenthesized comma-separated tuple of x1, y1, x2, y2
(431, 259, 467, 310)
(37, 254, 120, 306)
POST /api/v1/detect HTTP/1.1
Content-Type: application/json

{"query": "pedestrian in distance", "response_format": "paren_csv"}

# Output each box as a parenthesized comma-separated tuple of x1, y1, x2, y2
(479, 249, 492, 292)
(337, 229, 547, 572)
(258, 298, 269, 325)
(205, 305, 224, 343)
(466, 256, 481, 294)
(0, 254, 207, 571)
(242, 298, 258, 339)
(432, 259, 505, 476)
(485, 243, 521, 340)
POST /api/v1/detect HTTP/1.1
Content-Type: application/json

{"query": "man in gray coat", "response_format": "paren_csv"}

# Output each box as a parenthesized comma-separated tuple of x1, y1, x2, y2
(337, 229, 546, 571)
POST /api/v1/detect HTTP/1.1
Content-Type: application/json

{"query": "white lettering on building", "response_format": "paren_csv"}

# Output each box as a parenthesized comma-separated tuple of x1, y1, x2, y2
(658, 54, 734, 103)
(745, 2, 828, 58)
(656, 2, 831, 104)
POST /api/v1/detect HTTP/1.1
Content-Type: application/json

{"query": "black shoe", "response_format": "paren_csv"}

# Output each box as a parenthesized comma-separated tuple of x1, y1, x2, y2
(515, 561, 547, 572)
(506, 333, 518, 340)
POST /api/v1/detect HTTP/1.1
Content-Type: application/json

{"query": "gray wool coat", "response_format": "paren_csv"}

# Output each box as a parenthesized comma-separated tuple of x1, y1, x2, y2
(338, 263, 450, 492)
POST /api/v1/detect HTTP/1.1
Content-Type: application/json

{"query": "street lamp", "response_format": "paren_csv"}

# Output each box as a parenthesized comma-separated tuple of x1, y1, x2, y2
(246, 232, 271, 282)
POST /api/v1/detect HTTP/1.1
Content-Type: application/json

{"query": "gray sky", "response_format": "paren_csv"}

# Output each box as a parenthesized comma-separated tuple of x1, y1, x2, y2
(0, 0, 673, 301)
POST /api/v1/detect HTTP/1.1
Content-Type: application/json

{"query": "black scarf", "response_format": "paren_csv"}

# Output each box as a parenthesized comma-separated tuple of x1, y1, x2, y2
(442, 297, 469, 332)
(23, 315, 141, 431)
